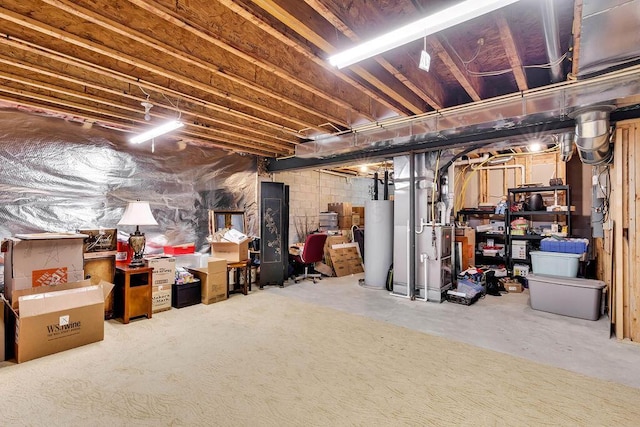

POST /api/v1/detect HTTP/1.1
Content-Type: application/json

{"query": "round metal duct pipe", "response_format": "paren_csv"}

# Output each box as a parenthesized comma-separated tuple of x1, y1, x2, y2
(570, 105, 615, 165)
(559, 132, 574, 162)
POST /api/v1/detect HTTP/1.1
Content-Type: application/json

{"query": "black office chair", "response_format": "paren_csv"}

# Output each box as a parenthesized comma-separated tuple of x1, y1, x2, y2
(291, 233, 328, 283)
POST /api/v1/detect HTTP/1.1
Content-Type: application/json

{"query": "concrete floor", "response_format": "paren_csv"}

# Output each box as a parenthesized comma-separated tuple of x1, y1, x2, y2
(264, 273, 640, 390)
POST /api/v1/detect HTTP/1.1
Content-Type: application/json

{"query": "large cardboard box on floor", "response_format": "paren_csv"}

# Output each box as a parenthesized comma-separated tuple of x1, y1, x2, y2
(188, 258, 227, 305)
(211, 238, 250, 263)
(2, 233, 86, 303)
(7, 279, 114, 363)
(328, 242, 364, 277)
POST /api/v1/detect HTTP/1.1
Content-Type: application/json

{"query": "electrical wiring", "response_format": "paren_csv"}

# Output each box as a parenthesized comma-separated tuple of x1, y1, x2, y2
(441, 35, 569, 78)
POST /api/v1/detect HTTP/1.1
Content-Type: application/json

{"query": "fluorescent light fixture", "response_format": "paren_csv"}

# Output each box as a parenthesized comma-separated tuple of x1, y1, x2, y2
(129, 120, 184, 144)
(328, 0, 522, 69)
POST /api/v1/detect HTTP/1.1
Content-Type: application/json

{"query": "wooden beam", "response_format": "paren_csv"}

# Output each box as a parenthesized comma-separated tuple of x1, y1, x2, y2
(0, 89, 289, 157)
(0, 34, 303, 142)
(42, 0, 351, 129)
(570, 0, 583, 78)
(628, 124, 637, 341)
(128, 0, 379, 123)
(614, 127, 625, 339)
(0, 6, 325, 134)
(216, 0, 405, 120)
(495, 11, 528, 91)
(302, 0, 445, 110)
(250, 0, 426, 115)
(623, 128, 630, 339)
(0, 54, 297, 150)
(427, 37, 482, 102)
(632, 123, 640, 342)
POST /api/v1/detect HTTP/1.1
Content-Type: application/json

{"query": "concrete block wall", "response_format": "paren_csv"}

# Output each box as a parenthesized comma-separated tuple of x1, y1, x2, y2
(272, 170, 386, 244)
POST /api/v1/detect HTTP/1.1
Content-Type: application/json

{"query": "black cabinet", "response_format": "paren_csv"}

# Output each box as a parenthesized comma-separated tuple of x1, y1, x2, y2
(505, 185, 572, 273)
(259, 182, 289, 288)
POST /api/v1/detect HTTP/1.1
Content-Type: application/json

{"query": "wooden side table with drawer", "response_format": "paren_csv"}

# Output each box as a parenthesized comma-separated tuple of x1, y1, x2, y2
(114, 262, 153, 324)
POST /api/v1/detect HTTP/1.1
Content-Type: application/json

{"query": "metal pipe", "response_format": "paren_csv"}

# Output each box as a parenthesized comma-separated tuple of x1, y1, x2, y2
(409, 152, 416, 300)
(541, 0, 563, 83)
(384, 170, 389, 200)
(373, 172, 379, 200)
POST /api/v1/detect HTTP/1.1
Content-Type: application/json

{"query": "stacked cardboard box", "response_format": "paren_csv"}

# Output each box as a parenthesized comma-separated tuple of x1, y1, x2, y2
(328, 242, 364, 277)
(353, 206, 365, 226)
(328, 203, 354, 229)
(2, 233, 86, 303)
(323, 235, 348, 270)
(145, 256, 176, 313)
(211, 238, 250, 262)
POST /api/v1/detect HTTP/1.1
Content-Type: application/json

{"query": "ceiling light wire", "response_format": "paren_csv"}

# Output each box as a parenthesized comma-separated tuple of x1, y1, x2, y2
(162, 93, 182, 120)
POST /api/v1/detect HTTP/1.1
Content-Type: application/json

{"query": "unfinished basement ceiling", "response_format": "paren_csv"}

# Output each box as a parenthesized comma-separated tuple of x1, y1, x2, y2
(0, 0, 639, 163)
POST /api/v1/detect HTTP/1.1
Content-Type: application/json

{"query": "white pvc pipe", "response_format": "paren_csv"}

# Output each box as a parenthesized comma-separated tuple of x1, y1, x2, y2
(453, 153, 489, 166)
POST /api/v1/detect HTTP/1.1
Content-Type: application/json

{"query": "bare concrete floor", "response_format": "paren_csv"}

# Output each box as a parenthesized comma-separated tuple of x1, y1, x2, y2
(265, 273, 640, 390)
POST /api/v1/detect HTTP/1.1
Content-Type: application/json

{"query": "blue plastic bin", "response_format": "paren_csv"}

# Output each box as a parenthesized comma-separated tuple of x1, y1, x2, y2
(540, 238, 588, 254)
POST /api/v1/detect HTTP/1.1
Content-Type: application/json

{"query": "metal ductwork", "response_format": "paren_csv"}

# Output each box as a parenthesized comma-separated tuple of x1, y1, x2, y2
(541, 0, 564, 83)
(559, 132, 574, 162)
(569, 105, 615, 165)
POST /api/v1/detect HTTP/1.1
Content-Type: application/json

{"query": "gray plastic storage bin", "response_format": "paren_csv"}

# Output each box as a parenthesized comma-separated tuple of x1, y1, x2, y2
(530, 251, 581, 277)
(527, 274, 605, 320)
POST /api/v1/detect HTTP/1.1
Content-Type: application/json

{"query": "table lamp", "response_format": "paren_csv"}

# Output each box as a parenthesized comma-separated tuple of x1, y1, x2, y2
(117, 201, 158, 268)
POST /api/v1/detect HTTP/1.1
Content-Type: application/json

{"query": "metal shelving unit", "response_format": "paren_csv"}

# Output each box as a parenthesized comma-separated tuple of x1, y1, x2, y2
(506, 185, 572, 273)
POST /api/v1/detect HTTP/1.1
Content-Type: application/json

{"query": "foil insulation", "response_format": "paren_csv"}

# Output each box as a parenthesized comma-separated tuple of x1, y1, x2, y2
(0, 109, 258, 284)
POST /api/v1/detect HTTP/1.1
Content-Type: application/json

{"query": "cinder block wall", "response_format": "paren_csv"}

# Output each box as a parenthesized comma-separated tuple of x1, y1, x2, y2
(272, 170, 381, 244)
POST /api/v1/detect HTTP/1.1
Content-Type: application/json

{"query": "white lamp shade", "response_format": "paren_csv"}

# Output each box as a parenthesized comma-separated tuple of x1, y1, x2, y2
(117, 201, 158, 226)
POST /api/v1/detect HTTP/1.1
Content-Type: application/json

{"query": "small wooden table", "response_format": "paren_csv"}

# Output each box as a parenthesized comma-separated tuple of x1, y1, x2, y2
(227, 259, 251, 297)
(114, 263, 153, 324)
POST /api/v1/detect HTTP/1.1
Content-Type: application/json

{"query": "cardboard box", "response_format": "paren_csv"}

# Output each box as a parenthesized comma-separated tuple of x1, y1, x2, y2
(512, 241, 527, 260)
(503, 281, 524, 293)
(188, 258, 227, 305)
(2, 233, 86, 302)
(211, 238, 250, 263)
(338, 214, 352, 230)
(152, 284, 172, 313)
(353, 206, 365, 222)
(323, 235, 348, 269)
(328, 242, 364, 276)
(328, 202, 352, 217)
(8, 279, 113, 363)
(77, 229, 117, 253)
(145, 256, 176, 287)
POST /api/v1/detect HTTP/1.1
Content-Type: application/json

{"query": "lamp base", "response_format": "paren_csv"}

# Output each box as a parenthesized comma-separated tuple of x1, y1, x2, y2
(128, 257, 146, 269)
(128, 228, 147, 269)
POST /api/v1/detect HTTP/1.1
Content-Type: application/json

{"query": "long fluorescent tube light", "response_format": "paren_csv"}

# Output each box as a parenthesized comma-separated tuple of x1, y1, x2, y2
(129, 120, 184, 144)
(328, 0, 522, 69)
